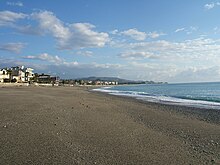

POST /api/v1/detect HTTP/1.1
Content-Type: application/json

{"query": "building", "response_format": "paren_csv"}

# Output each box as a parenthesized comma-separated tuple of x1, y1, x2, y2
(0, 69, 10, 82)
(37, 74, 59, 84)
(11, 66, 34, 83)
(0, 66, 34, 83)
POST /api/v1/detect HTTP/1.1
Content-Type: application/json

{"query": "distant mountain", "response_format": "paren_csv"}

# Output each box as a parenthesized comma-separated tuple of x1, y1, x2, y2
(80, 76, 145, 84)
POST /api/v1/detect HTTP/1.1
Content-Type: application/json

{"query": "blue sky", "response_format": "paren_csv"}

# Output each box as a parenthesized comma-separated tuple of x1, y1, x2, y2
(1, 0, 220, 82)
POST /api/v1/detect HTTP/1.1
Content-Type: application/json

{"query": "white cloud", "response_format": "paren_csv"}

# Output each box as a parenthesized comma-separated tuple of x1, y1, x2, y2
(0, 42, 26, 53)
(204, 2, 220, 10)
(117, 29, 164, 40)
(190, 26, 197, 31)
(4, 53, 220, 82)
(24, 53, 64, 64)
(121, 28, 147, 41)
(69, 23, 109, 49)
(204, 3, 215, 10)
(76, 50, 93, 57)
(15, 25, 43, 35)
(0, 10, 109, 49)
(148, 31, 165, 38)
(175, 28, 185, 33)
(213, 26, 220, 34)
(0, 10, 27, 26)
(0, 11, 42, 35)
(119, 51, 157, 60)
(92, 63, 122, 69)
(186, 26, 198, 34)
(7, 1, 23, 7)
(32, 11, 71, 47)
(170, 66, 220, 83)
(121, 37, 220, 66)
(23, 53, 79, 67)
(32, 11, 110, 49)
(110, 29, 119, 35)
(174, 26, 197, 34)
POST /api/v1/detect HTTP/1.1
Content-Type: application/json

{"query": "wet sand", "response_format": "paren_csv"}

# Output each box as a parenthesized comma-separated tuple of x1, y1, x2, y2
(0, 86, 219, 164)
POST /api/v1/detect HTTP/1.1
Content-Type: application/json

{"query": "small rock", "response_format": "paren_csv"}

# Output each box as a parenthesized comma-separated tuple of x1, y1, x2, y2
(3, 125, 7, 128)
(211, 159, 215, 163)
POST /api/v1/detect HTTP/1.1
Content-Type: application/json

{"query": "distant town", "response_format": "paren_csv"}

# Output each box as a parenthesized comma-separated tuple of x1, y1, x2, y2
(0, 65, 167, 86)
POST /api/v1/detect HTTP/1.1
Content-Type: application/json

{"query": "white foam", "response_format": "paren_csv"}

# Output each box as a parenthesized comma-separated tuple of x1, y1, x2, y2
(93, 87, 220, 109)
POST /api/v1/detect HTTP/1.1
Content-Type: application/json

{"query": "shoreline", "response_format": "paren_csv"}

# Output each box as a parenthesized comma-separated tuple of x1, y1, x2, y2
(91, 89, 220, 125)
(0, 86, 219, 164)
(92, 84, 220, 109)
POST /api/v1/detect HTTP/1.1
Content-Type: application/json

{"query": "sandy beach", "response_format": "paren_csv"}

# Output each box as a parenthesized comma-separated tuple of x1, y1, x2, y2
(0, 86, 219, 164)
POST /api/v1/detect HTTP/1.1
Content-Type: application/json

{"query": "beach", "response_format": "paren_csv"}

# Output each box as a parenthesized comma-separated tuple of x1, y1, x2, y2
(0, 86, 219, 164)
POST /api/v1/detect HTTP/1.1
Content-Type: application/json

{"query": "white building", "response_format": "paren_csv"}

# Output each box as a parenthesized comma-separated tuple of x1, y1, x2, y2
(11, 66, 34, 82)
(24, 67, 34, 82)
(0, 69, 10, 83)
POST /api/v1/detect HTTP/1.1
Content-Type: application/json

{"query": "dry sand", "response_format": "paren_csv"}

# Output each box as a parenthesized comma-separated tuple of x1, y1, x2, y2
(0, 86, 219, 164)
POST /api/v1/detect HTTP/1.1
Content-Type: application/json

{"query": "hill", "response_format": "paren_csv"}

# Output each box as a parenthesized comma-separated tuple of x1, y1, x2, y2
(80, 77, 146, 84)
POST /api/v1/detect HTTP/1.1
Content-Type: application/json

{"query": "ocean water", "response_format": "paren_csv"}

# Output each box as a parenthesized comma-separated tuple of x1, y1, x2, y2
(93, 82, 220, 109)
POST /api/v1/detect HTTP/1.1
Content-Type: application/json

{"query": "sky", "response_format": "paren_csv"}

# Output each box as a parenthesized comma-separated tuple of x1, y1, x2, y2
(1, 0, 220, 82)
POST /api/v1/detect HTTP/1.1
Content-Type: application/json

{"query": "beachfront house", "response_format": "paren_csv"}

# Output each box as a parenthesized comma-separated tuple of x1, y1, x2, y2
(36, 74, 59, 84)
(0, 69, 10, 82)
(11, 66, 34, 83)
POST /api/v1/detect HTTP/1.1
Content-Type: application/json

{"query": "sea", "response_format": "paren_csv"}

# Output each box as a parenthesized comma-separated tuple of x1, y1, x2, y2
(93, 82, 220, 109)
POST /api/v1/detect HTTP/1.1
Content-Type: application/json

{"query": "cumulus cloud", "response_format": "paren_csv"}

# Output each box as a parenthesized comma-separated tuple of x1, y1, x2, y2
(32, 11, 109, 49)
(0, 42, 26, 53)
(204, 3, 215, 10)
(0, 10, 110, 49)
(24, 53, 64, 64)
(110, 29, 119, 35)
(120, 37, 220, 66)
(76, 50, 93, 57)
(32, 11, 71, 46)
(68, 23, 109, 49)
(119, 51, 157, 60)
(148, 31, 165, 38)
(23, 53, 79, 67)
(0, 10, 27, 26)
(20, 55, 123, 78)
(118, 29, 164, 40)
(6, 1, 23, 7)
(121, 28, 147, 41)
(4, 53, 220, 83)
(170, 66, 220, 83)
(15, 25, 43, 35)
(204, 2, 220, 10)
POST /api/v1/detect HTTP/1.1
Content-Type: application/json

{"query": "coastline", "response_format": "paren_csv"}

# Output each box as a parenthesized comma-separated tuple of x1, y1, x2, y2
(0, 86, 219, 164)
(92, 88, 220, 125)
